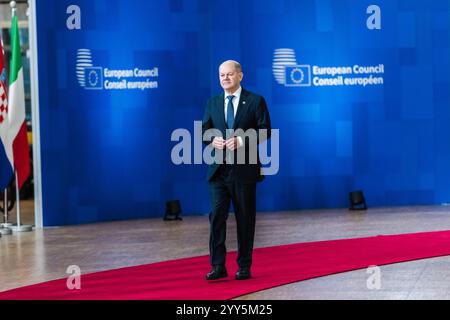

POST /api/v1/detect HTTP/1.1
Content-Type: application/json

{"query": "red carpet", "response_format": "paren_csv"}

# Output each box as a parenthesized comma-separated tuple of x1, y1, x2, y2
(2, 229, 450, 300)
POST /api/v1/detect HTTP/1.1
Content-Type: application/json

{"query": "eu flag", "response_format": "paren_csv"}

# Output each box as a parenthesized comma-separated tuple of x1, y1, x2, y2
(84, 67, 103, 89)
(285, 65, 311, 87)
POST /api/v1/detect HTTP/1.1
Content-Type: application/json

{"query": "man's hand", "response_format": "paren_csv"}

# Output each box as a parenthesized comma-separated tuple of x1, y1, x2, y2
(212, 137, 226, 149)
(225, 137, 239, 151)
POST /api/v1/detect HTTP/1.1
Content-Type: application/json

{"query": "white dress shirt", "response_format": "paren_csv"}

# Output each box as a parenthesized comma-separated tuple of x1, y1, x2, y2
(224, 86, 243, 148)
(224, 86, 242, 123)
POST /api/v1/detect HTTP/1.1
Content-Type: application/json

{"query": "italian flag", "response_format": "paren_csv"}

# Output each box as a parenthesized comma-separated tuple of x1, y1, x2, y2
(8, 14, 29, 189)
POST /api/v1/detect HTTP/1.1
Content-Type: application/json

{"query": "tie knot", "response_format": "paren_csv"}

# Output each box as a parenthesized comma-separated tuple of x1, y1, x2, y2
(227, 95, 234, 102)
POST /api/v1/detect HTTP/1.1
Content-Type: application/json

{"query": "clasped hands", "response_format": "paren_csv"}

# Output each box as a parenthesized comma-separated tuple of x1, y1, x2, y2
(212, 136, 239, 151)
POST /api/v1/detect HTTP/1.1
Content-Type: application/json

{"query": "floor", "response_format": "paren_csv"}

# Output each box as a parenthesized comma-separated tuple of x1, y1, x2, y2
(1, 198, 35, 226)
(2, 204, 450, 299)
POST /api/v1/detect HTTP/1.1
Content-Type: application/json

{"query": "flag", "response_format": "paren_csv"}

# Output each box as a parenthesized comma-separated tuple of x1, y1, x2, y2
(0, 14, 30, 190)
(0, 31, 13, 189)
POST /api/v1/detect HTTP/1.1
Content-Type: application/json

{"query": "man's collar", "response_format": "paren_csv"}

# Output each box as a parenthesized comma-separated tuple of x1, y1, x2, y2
(224, 86, 242, 98)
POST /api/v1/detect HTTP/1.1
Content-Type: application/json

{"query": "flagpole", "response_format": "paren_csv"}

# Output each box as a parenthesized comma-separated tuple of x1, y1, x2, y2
(11, 1, 16, 16)
(0, 188, 12, 235)
(11, 171, 31, 232)
(3, 187, 13, 227)
(11, 174, 32, 232)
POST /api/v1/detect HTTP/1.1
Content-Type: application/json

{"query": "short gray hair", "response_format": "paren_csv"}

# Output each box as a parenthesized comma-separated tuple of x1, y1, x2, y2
(220, 60, 242, 73)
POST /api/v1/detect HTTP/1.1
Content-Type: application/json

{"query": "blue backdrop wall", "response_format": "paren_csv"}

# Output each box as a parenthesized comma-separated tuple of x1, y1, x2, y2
(36, 0, 450, 226)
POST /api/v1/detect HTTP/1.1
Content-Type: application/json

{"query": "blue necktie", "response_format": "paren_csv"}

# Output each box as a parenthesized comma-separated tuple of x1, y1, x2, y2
(226, 95, 235, 129)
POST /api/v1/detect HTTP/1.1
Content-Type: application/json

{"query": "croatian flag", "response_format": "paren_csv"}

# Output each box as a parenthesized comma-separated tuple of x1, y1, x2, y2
(0, 14, 30, 190)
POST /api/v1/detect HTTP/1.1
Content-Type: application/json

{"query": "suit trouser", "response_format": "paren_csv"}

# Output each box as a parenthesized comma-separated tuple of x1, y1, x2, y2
(208, 165, 257, 268)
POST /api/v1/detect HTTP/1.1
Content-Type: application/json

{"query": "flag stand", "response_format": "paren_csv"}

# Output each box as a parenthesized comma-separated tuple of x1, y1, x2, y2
(10, 173, 32, 232)
(0, 188, 13, 235)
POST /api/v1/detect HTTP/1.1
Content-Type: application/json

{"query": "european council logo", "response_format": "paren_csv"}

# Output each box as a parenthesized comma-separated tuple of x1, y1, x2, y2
(272, 48, 298, 85)
(76, 48, 93, 87)
(284, 65, 311, 87)
(84, 67, 103, 89)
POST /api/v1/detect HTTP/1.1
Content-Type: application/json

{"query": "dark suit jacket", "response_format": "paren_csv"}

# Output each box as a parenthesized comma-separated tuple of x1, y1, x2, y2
(202, 88, 271, 183)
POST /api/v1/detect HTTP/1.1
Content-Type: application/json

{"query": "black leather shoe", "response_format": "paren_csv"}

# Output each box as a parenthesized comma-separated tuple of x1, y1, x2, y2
(206, 265, 228, 280)
(235, 268, 251, 280)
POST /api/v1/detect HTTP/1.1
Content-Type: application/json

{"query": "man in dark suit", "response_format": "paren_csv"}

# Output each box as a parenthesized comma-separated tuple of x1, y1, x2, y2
(202, 60, 271, 280)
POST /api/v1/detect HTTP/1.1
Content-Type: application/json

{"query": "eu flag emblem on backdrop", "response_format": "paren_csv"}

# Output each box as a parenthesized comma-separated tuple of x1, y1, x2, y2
(284, 65, 311, 87)
(84, 67, 103, 89)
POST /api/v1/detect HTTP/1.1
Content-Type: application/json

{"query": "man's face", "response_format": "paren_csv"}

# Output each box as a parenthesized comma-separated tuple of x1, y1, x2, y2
(219, 63, 243, 93)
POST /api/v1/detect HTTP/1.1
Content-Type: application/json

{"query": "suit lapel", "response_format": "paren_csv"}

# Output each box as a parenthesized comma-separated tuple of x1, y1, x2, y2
(233, 89, 250, 130)
(215, 94, 226, 131)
